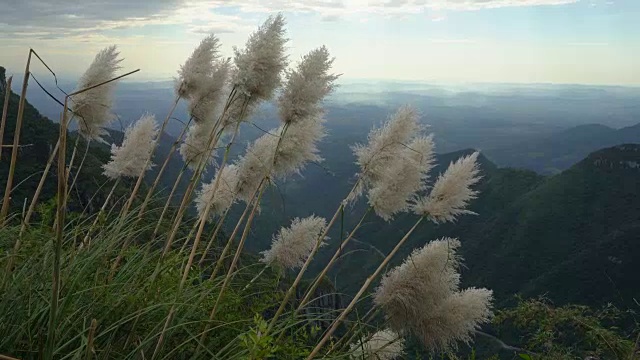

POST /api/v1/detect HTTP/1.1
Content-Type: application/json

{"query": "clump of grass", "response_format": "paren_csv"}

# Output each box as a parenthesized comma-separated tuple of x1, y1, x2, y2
(0, 13, 499, 360)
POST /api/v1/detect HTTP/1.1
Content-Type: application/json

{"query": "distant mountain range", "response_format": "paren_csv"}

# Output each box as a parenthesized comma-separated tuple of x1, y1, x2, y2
(15, 70, 639, 176)
(484, 123, 640, 174)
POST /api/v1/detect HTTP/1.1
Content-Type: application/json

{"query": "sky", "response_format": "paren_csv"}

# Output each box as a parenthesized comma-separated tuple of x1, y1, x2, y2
(0, 0, 638, 85)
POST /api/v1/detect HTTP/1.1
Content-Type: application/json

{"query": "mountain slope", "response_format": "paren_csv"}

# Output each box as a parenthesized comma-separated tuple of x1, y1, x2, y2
(465, 144, 640, 306)
(2, 69, 73, 209)
(0, 67, 141, 215)
(313, 145, 639, 309)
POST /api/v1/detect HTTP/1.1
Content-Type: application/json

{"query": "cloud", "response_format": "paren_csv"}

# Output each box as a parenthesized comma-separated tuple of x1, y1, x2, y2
(568, 41, 609, 46)
(210, 0, 580, 16)
(428, 38, 477, 43)
(0, 0, 582, 39)
(587, 0, 615, 6)
(0, 0, 251, 39)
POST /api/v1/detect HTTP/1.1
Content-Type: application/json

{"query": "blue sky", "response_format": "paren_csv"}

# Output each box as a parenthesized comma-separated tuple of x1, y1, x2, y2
(0, 0, 638, 85)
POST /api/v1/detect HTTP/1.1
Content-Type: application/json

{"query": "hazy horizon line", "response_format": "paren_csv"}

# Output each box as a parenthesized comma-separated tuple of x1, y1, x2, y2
(3, 64, 640, 90)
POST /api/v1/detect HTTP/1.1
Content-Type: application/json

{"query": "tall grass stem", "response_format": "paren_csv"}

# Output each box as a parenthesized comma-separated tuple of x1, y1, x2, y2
(1, 51, 32, 222)
(0, 75, 13, 161)
(306, 217, 424, 359)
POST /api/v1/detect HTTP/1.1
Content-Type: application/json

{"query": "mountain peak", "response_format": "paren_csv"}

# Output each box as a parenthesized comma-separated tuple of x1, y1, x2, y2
(435, 148, 498, 174)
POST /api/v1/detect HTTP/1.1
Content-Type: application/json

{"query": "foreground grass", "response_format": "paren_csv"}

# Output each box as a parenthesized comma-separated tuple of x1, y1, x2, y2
(0, 205, 352, 359)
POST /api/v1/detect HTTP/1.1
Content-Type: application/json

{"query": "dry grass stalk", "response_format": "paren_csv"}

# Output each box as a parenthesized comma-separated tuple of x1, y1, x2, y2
(136, 116, 194, 220)
(67, 137, 90, 198)
(198, 206, 230, 266)
(150, 164, 188, 241)
(0, 75, 13, 161)
(1, 51, 33, 222)
(49, 94, 71, 360)
(266, 180, 364, 334)
(85, 319, 98, 360)
(298, 206, 372, 309)
(84, 178, 121, 249)
(21, 139, 60, 228)
(157, 89, 244, 264)
(196, 180, 266, 353)
(0, 354, 20, 360)
(306, 217, 424, 359)
(47, 68, 139, 359)
(1, 140, 62, 280)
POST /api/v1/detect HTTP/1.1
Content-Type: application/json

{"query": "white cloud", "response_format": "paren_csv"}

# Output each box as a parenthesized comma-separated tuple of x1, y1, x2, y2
(567, 41, 610, 46)
(0, 0, 253, 39)
(210, 0, 580, 16)
(429, 38, 478, 43)
(0, 0, 582, 40)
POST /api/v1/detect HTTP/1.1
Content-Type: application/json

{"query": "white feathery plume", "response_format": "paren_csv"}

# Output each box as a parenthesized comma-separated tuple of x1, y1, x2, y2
(175, 34, 220, 99)
(373, 238, 493, 352)
(234, 116, 325, 203)
(278, 46, 338, 124)
(179, 120, 217, 170)
(349, 329, 405, 360)
(260, 216, 327, 270)
(220, 92, 258, 130)
(71, 45, 122, 143)
(187, 58, 231, 123)
(233, 13, 287, 101)
(349, 106, 421, 204)
(179, 60, 230, 169)
(187, 93, 218, 124)
(412, 151, 481, 223)
(233, 133, 273, 203)
(415, 287, 493, 350)
(103, 113, 158, 179)
(374, 238, 462, 331)
(222, 14, 288, 128)
(195, 164, 239, 222)
(226, 45, 334, 184)
(367, 135, 435, 221)
(272, 116, 326, 176)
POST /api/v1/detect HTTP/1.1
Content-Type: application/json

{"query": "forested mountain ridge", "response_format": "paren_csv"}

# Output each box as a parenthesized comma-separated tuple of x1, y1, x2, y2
(18, 69, 640, 177)
(464, 144, 640, 306)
